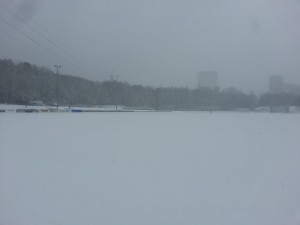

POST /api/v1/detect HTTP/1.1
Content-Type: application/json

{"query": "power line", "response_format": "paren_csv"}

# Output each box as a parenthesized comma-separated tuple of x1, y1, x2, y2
(0, 14, 92, 76)
(0, 1, 104, 78)
(0, 9, 96, 79)
(0, 15, 60, 59)
(7, 0, 86, 57)
(0, 24, 58, 63)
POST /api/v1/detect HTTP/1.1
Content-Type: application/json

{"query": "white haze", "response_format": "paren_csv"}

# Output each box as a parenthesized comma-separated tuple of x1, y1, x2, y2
(0, 0, 300, 93)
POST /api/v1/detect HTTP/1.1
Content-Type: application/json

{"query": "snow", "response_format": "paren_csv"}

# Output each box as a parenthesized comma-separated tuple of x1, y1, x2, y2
(1, 112, 300, 225)
(0, 104, 123, 111)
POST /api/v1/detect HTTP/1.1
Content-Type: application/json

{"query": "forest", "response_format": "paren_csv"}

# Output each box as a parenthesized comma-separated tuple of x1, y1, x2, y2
(1, 59, 299, 110)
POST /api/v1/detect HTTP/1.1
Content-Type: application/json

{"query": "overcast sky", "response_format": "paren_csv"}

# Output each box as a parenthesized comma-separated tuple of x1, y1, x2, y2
(0, 0, 300, 93)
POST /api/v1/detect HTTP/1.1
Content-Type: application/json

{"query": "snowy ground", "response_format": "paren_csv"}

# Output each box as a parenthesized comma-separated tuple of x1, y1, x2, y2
(1, 112, 300, 225)
(0, 104, 129, 112)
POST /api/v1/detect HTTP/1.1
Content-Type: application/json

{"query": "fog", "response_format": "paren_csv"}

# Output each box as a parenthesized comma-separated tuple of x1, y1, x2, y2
(0, 0, 300, 93)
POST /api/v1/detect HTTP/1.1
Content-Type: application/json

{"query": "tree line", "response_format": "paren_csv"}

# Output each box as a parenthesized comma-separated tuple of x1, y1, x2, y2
(1, 59, 299, 110)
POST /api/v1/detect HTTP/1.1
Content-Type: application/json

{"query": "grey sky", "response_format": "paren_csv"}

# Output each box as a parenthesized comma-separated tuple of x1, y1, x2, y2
(0, 0, 300, 93)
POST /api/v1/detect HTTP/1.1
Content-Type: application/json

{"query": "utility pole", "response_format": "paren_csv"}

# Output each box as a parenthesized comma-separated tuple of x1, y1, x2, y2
(110, 69, 119, 81)
(110, 69, 120, 111)
(54, 65, 61, 109)
(156, 87, 160, 111)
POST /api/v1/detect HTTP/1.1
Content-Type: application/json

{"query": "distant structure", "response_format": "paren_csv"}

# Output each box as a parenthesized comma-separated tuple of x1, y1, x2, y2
(284, 83, 300, 94)
(197, 71, 218, 89)
(269, 75, 300, 94)
(110, 69, 119, 81)
(269, 75, 284, 93)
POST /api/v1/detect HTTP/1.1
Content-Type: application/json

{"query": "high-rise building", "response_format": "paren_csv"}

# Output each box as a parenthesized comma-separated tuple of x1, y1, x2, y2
(268, 75, 300, 94)
(269, 75, 284, 93)
(197, 71, 218, 89)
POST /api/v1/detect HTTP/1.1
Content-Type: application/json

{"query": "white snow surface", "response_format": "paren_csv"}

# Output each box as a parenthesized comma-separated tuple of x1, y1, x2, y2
(1, 112, 300, 225)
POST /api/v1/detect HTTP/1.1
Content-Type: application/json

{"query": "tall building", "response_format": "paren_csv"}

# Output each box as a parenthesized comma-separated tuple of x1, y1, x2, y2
(284, 83, 300, 95)
(269, 75, 300, 94)
(269, 75, 284, 93)
(197, 71, 218, 89)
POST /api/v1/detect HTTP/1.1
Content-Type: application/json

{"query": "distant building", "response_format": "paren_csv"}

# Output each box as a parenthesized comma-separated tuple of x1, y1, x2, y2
(269, 75, 284, 93)
(284, 83, 300, 95)
(269, 75, 300, 94)
(197, 71, 218, 89)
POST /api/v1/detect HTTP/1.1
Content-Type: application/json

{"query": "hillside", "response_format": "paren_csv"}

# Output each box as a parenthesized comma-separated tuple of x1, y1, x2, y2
(4, 59, 296, 110)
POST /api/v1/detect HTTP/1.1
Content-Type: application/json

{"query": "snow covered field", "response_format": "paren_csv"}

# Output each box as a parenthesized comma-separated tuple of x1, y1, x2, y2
(1, 112, 300, 225)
